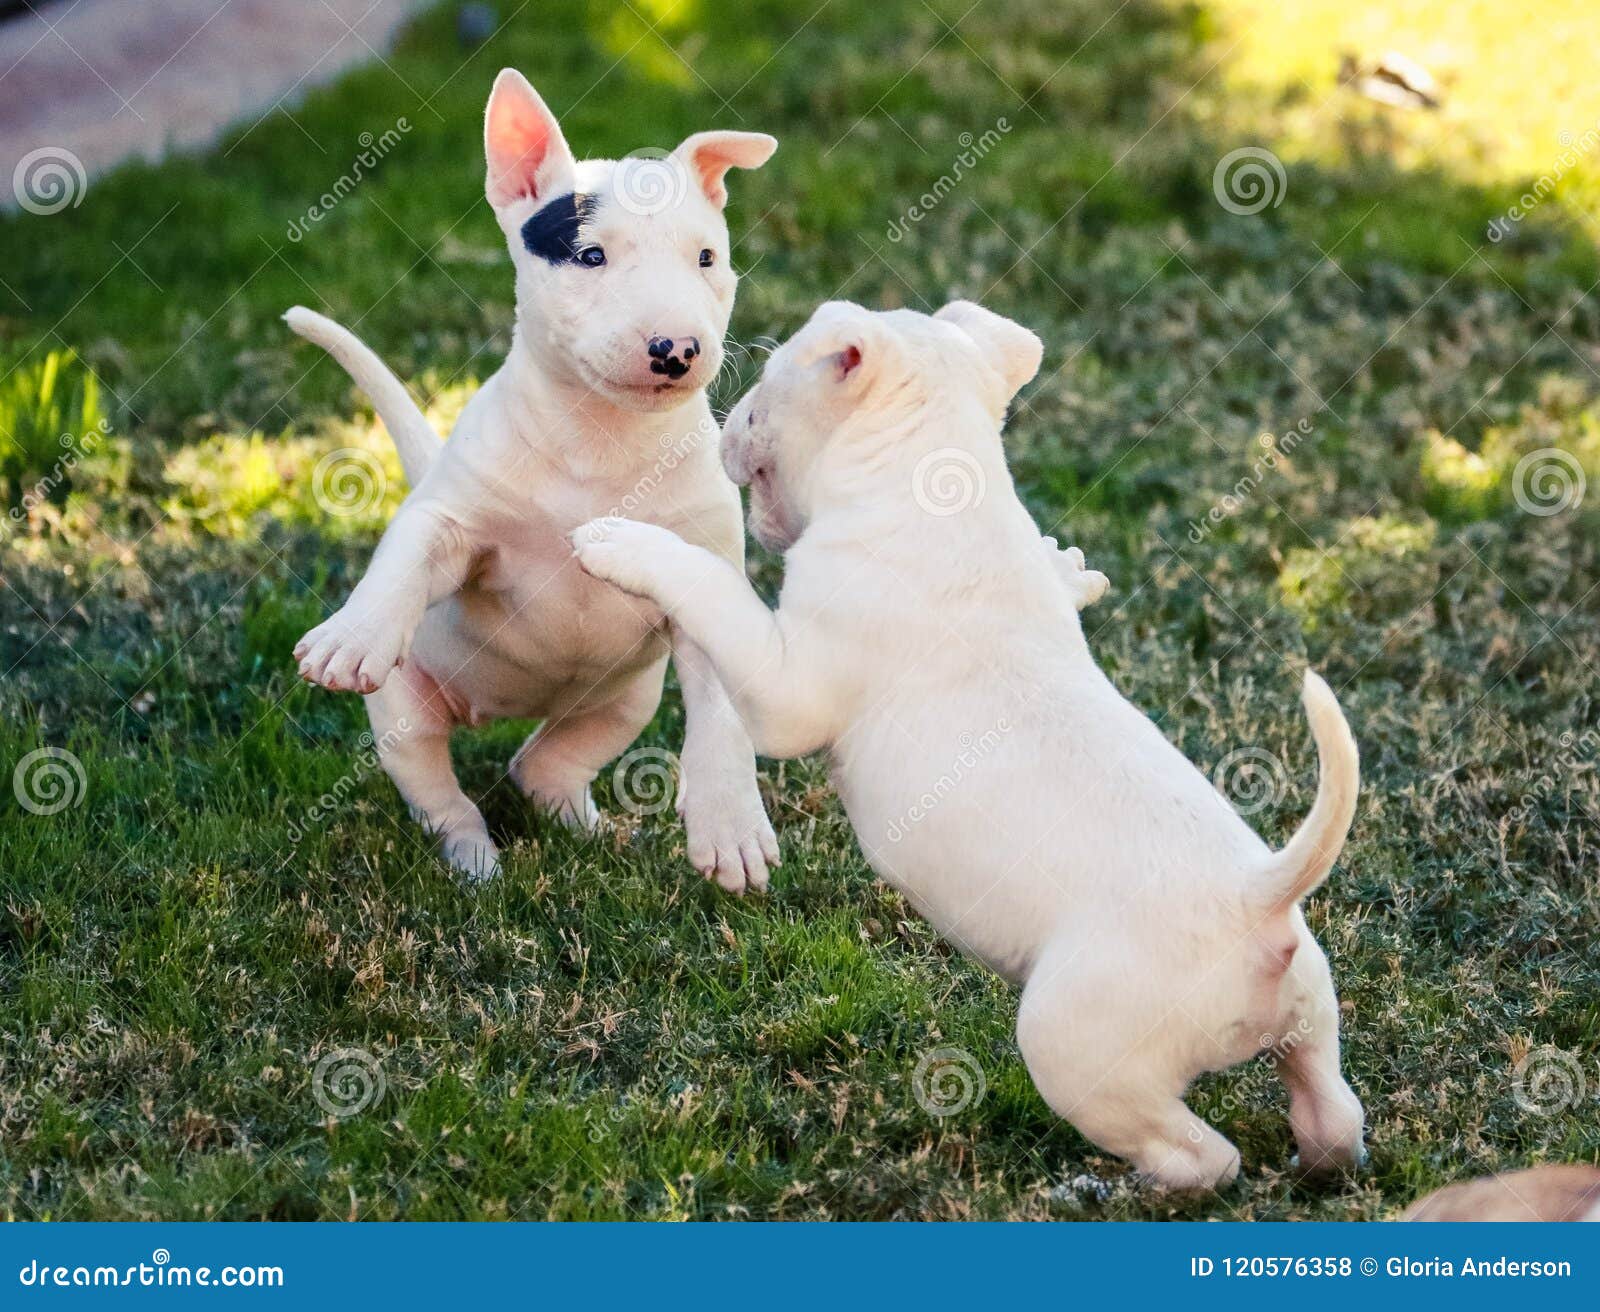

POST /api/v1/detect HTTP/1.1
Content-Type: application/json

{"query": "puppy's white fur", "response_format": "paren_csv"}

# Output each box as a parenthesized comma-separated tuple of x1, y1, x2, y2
(284, 69, 779, 889)
(572, 299, 1365, 1189)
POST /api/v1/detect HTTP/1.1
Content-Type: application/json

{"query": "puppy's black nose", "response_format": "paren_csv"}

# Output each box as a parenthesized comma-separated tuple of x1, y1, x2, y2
(647, 335, 701, 381)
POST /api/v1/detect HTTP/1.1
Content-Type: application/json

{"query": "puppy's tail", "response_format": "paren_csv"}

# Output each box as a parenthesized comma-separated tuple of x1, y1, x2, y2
(284, 306, 441, 485)
(1253, 670, 1359, 912)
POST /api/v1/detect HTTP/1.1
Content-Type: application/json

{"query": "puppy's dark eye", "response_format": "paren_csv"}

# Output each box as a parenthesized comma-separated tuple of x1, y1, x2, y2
(577, 246, 606, 268)
(698, 248, 715, 268)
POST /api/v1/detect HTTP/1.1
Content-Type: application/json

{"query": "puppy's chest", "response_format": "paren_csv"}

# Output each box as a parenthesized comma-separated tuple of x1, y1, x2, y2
(471, 507, 664, 658)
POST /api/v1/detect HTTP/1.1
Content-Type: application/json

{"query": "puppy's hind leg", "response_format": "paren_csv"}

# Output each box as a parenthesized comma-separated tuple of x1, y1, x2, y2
(1017, 937, 1241, 1192)
(1273, 923, 1365, 1175)
(509, 658, 668, 832)
(367, 669, 499, 881)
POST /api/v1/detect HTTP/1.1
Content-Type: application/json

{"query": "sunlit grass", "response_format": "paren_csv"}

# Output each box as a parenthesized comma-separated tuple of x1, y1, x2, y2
(1207, 0, 1600, 188)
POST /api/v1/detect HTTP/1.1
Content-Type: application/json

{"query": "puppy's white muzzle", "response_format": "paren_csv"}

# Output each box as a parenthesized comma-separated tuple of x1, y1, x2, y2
(721, 396, 798, 552)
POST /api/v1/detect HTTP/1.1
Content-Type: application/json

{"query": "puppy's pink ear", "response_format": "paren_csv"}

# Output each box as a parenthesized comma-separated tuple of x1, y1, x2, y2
(484, 69, 577, 209)
(934, 300, 1043, 403)
(674, 131, 777, 208)
(797, 302, 886, 390)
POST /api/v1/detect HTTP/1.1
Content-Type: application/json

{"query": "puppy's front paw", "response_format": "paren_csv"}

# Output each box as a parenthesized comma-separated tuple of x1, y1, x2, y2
(294, 606, 407, 694)
(1043, 537, 1110, 612)
(570, 516, 681, 599)
(679, 768, 780, 896)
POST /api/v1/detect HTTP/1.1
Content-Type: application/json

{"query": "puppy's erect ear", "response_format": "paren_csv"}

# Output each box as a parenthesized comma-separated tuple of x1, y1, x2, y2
(484, 69, 578, 209)
(796, 301, 888, 391)
(934, 300, 1044, 403)
(673, 131, 777, 208)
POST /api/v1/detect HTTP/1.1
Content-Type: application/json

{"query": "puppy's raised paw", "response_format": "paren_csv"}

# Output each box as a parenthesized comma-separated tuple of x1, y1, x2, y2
(294, 606, 407, 694)
(1043, 537, 1110, 612)
(570, 516, 681, 599)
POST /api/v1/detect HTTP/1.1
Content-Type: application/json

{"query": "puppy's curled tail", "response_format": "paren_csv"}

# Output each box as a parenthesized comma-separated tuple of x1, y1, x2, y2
(283, 306, 441, 485)
(1254, 670, 1359, 912)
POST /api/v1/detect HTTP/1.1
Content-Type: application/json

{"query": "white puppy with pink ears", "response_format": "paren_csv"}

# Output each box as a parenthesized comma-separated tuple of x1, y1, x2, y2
(283, 69, 780, 890)
(571, 298, 1366, 1190)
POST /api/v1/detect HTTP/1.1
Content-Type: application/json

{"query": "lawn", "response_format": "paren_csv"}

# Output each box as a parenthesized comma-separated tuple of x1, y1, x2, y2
(3, 0, 1599, 1220)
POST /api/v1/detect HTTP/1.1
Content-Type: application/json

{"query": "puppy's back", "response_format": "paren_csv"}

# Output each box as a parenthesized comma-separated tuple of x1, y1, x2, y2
(1403, 1164, 1600, 1221)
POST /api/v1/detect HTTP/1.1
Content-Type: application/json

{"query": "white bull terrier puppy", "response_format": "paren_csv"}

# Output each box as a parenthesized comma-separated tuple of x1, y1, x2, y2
(284, 68, 779, 890)
(571, 299, 1366, 1189)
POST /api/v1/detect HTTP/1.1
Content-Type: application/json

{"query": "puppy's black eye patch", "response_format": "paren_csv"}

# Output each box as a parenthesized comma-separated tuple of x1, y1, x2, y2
(521, 193, 600, 266)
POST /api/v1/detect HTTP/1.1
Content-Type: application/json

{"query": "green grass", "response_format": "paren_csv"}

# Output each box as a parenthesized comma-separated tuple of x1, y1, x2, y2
(3, 0, 1599, 1220)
